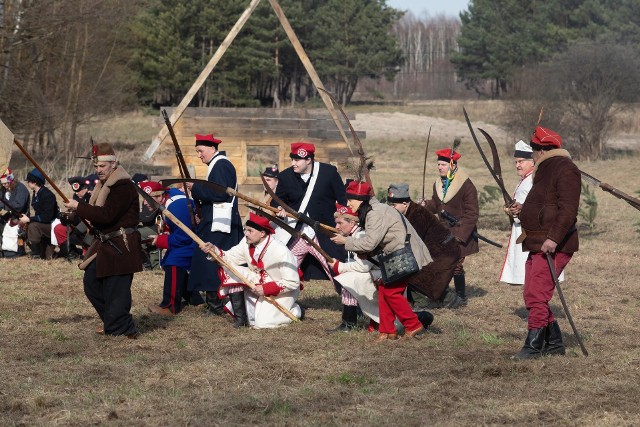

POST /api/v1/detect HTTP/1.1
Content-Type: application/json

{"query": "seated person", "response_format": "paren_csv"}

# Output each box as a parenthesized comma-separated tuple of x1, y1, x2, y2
(19, 169, 59, 259)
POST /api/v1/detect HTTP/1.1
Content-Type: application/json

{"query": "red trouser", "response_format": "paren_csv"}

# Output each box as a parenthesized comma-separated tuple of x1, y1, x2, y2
(378, 280, 422, 334)
(523, 252, 572, 329)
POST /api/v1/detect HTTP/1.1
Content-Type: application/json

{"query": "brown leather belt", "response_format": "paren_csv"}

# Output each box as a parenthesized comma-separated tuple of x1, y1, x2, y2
(97, 227, 136, 243)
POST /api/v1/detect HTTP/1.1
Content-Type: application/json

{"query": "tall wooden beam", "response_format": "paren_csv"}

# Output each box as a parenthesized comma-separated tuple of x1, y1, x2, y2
(267, 0, 351, 153)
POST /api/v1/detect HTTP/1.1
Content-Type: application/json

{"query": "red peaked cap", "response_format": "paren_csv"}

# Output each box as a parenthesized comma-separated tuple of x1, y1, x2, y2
(290, 142, 315, 159)
(345, 180, 372, 201)
(139, 180, 166, 196)
(531, 126, 562, 148)
(334, 202, 359, 220)
(246, 212, 275, 234)
(195, 133, 222, 147)
(435, 148, 461, 162)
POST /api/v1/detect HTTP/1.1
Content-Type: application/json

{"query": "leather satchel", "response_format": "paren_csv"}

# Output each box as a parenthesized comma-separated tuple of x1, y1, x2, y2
(377, 214, 419, 285)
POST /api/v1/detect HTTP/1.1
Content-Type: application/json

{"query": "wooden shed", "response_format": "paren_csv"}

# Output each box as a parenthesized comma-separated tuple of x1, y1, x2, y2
(151, 107, 365, 214)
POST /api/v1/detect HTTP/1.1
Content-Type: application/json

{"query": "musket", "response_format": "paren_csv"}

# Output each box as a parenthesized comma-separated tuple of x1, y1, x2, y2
(135, 185, 298, 322)
(0, 197, 22, 220)
(462, 107, 513, 205)
(162, 177, 339, 236)
(13, 138, 123, 255)
(247, 206, 335, 264)
(441, 210, 503, 249)
(546, 253, 588, 357)
(580, 170, 640, 211)
(260, 175, 338, 236)
(317, 87, 374, 194)
(161, 109, 196, 226)
(421, 126, 432, 201)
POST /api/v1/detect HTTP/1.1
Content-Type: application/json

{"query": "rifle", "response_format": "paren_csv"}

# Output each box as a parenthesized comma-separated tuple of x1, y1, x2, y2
(161, 109, 197, 226)
(260, 175, 338, 236)
(440, 210, 503, 249)
(13, 138, 123, 255)
(580, 170, 640, 211)
(247, 206, 334, 264)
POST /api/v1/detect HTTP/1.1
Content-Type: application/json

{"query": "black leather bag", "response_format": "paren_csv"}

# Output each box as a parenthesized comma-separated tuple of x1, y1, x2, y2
(378, 214, 420, 285)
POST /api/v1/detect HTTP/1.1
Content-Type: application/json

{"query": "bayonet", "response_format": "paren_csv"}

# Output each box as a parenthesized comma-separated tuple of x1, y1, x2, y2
(421, 126, 432, 201)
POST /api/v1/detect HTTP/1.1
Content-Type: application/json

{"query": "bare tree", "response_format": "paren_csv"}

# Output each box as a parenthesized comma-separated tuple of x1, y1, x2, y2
(507, 43, 640, 160)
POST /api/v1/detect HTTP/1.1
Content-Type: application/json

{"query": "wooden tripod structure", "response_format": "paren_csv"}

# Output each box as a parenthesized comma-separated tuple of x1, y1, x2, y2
(142, 0, 350, 161)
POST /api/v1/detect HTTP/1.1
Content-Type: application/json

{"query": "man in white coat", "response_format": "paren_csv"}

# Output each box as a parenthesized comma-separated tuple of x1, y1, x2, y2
(202, 213, 302, 329)
(499, 140, 563, 285)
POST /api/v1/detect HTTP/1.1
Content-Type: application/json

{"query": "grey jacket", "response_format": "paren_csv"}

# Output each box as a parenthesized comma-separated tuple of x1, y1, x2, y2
(345, 197, 432, 267)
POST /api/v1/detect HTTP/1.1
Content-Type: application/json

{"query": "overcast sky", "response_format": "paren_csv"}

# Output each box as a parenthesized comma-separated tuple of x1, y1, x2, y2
(386, 0, 470, 18)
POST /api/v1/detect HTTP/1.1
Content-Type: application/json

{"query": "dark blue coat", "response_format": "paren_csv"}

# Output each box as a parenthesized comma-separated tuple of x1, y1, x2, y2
(160, 188, 196, 269)
(30, 186, 59, 224)
(273, 161, 347, 261)
(188, 152, 243, 292)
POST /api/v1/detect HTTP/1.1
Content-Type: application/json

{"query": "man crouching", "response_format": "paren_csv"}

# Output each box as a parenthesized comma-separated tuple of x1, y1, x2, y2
(201, 213, 303, 328)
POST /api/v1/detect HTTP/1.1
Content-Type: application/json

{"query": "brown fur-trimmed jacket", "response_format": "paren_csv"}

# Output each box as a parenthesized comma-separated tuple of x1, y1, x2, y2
(405, 201, 460, 260)
(519, 149, 580, 253)
(425, 167, 479, 257)
(76, 167, 143, 278)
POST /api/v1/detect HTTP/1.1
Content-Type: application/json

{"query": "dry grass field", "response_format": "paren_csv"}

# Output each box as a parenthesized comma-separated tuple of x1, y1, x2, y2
(2, 102, 640, 426)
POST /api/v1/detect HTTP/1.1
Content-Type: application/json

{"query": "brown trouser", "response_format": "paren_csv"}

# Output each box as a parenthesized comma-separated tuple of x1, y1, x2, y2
(27, 221, 54, 259)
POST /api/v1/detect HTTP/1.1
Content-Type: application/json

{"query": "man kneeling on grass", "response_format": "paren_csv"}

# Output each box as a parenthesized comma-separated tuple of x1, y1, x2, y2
(200, 213, 303, 329)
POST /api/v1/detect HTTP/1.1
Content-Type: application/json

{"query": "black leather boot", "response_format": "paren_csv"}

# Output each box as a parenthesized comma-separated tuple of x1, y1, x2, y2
(453, 274, 467, 304)
(416, 311, 434, 329)
(512, 328, 546, 360)
(229, 291, 248, 328)
(543, 320, 565, 356)
(205, 291, 225, 316)
(328, 305, 358, 332)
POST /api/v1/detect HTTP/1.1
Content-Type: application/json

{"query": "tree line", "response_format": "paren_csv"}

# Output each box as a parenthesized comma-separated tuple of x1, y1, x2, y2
(2, 0, 640, 160)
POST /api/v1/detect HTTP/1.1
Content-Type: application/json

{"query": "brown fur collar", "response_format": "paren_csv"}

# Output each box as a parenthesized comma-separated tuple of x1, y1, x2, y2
(533, 149, 571, 175)
(434, 167, 470, 203)
(89, 166, 132, 207)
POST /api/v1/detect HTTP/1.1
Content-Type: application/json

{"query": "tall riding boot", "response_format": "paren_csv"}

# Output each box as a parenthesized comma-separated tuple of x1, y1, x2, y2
(28, 240, 41, 258)
(543, 320, 565, 356)
(416, 310, 434, 329)
(453, 274, 467, 304)
(205, 291, 225, 316)
(229, 291, 248, 328)
(512, 328, 546, 360)
(328, 305, 358, 332)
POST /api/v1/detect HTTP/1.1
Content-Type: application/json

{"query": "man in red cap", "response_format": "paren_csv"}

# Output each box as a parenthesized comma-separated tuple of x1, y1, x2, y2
(273, 141, 347, 283)
(63, 142, 142, 338)
(425, 145, 479, 305)
(331, 181, 433, 341)
(201, 212, 303, 328)
(508, 126, 580, 359)
(139, 181, 198, 316)
(184, 133, 243, 316)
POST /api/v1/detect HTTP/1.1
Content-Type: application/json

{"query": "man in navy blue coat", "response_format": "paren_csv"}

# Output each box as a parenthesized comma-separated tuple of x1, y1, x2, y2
(186, 134, 243, 315)
(273, 142, 347, 282)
